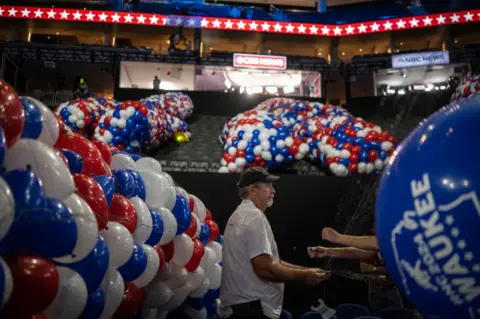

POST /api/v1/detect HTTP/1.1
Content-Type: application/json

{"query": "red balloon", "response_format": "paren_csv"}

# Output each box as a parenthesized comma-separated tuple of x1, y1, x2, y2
(73, 174, 109, 230)
(109, 194, 138, 234)
(55, 133, 111, 177)
(349, 153, 359, 163)
(2, 256, 58, 317)
(154, 245, 166, 271)
(184, 239, 205, 272)
(114, 282, 146, 318)
(161, 240, 174, 262)
(205, 209, 212, 221)
(204, 220, 220, 242)
(368, 149, 378, 162)
(189, 198, 195, 213)
(0, 80, 25, 148)
(185, 213, 197, 238)
(289, 144, 299, 155)
(93, 140, 113, 165)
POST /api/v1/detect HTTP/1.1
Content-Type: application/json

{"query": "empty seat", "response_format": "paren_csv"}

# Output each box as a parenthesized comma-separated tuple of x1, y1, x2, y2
(378, 307, 416, 319)
(335, 304, 369, 319)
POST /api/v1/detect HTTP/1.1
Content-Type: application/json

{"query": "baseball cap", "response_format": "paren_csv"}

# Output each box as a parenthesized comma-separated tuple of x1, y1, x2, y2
(237, 166, 280, 188)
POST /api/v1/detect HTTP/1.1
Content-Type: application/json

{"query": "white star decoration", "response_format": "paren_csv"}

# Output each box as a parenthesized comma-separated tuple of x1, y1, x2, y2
(1, 5, 479, 38)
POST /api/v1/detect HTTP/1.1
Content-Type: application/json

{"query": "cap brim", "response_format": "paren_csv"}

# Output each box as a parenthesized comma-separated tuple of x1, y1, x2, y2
(265, 175, 280, 183)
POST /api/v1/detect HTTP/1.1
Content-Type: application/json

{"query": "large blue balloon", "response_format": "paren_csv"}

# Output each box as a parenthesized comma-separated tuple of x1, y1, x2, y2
(145, 209, 164, 246)
(62, 236, 109, 294)
(60, 149, 84, 174)
(128, 170, 146, 201)
(79, 287, 105, 319)
(3, 169, 44, 208)
(21, 197, 77, 258)
(118, 244, 147, 282)
(20, 97, 43, 139)
(93, 175, 115, 207)
(375, 95, 480, 319)
(171, 194, 192, 235)
(112, 169, 136, 198)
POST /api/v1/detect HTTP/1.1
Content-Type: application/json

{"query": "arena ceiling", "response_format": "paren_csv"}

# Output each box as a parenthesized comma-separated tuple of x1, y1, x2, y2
(213, 0, 379, 9)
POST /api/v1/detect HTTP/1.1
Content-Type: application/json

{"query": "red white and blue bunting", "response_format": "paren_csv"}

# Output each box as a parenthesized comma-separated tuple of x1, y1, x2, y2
(1, 6, 479, 37)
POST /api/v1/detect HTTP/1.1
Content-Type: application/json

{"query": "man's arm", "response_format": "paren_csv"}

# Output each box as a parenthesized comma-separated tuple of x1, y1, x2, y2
(308, 246, 377, 260)
(281, 260, 309, 270)
(251, 254, 329, 284)
(322, 228, 379, 251)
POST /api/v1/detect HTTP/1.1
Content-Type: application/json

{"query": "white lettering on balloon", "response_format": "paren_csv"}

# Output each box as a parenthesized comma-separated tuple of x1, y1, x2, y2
(389, 173, 480, 313)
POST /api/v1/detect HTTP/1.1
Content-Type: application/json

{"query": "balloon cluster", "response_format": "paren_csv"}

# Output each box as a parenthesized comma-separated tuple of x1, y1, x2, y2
(219, 98, 397, 176)
(54, 92, 194, 154)
(0, 80, 221, 319)
(450, 74, 480, 102)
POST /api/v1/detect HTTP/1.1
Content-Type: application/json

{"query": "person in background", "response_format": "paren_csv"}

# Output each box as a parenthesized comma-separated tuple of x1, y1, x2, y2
(308, 227, 405, 316)
(219, 167, 331, 319)
(153, 76, 161, 91)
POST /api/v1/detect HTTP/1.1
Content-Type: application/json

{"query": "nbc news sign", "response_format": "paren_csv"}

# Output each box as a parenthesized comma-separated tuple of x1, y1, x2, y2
(392, 51, 450, 69)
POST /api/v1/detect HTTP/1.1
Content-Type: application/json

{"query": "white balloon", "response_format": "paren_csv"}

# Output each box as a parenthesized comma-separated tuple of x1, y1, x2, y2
(157, 207, 178, 246)
(207, 241, 223, 264)
(163, 281, 192, 311)
(164, 186, 177, 211)
(100, 268, 125, 319)
(161, 172, 174, 187)
(54, 194, 98, 263)
(189, 277, 209, 298)
(199, 247, 216, 277)
(0, 257, 13, 307)
(193, 214, 201, 238)
(100, 222, 134, 268)
(110, 153, 136, 170)
(153, 261, 172, 283)
(143, 281, 173, 309)
(191, 195, 206, 222)
(133, 244, 160, 288)
(138, 170, 175, 210)
(44, 267, 88, 319)
(130, 197, 153, 245)
(171, 234, 194, 268)
(165, 264, 188, 289)
(176, 187, 189, 201)
(0, 177, 14, 243)
(5, 139, 74, 201)
(208, 264, 222, 290)
(187, 266, 205, 292)
(134, 157, 162, 173)
(23, 97, 59, 146)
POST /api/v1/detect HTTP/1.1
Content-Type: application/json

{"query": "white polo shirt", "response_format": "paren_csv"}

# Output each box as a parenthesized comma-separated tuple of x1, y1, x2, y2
(219, 200, 284, 319)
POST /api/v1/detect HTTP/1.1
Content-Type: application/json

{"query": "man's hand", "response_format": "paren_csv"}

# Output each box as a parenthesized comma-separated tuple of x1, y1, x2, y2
(304, 268, 331, 285)
(322, 227, 341, 243)
(307, 246, 329, 259)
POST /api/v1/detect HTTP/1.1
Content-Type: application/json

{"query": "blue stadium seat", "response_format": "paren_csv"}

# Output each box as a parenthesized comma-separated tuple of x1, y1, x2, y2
(335, 304, 369, 319)
(378, 307, 416, 319)
(281, 309, 293, 319)
(300, 312, 323, 319)
(355, 317, 383, 319)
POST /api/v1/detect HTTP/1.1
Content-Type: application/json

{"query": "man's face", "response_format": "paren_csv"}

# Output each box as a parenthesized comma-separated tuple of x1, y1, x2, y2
(251, 182, 276, 208)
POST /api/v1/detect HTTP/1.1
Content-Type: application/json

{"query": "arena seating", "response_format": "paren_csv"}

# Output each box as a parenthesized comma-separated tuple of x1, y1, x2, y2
(334, 304, 370, 319)
(378, 307, 416, 319)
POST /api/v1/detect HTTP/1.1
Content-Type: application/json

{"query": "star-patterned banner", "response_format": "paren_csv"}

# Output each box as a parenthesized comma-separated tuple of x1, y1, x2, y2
(1, 6, 479, 37)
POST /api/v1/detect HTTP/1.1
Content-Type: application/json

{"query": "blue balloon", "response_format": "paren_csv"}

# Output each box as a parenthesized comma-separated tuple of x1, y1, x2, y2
(22, 197, 77, 258)
(0, 128, 6, 169)
(20, 97, 43, 139)
(129, 170, 146, 200)
(59, 149, 84, 174)
(3, 169, 44, 208)
(145, 209, 164, 246)
(375, 96, 480, 319)
(63, 236, 109, 293)
(171, 194, 192, 235)
(185, 296, 204, 310)
(199, 223, 211, 245)
(245, 154, 255, 163)
(93, 175, 115, 207)
(118, 244, 148, 282)
(130, 154, 142, 161)
(359, 151, 369, 162)
(216, 234, 224, 245)
(112, 169, 136, 198)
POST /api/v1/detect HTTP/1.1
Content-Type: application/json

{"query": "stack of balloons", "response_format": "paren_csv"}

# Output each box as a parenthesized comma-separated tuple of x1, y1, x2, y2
(450, 74, 480, 102)
(0, 80, 222, 319)
(54, 92, 194, 154)
(219, 98, 397, 176)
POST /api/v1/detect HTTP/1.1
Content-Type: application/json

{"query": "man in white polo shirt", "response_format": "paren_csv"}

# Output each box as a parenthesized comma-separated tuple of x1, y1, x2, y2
(218, 166, 331, 319)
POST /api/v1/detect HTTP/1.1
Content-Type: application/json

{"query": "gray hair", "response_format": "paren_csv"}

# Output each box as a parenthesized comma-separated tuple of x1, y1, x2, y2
(238, 186, 249, 200)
